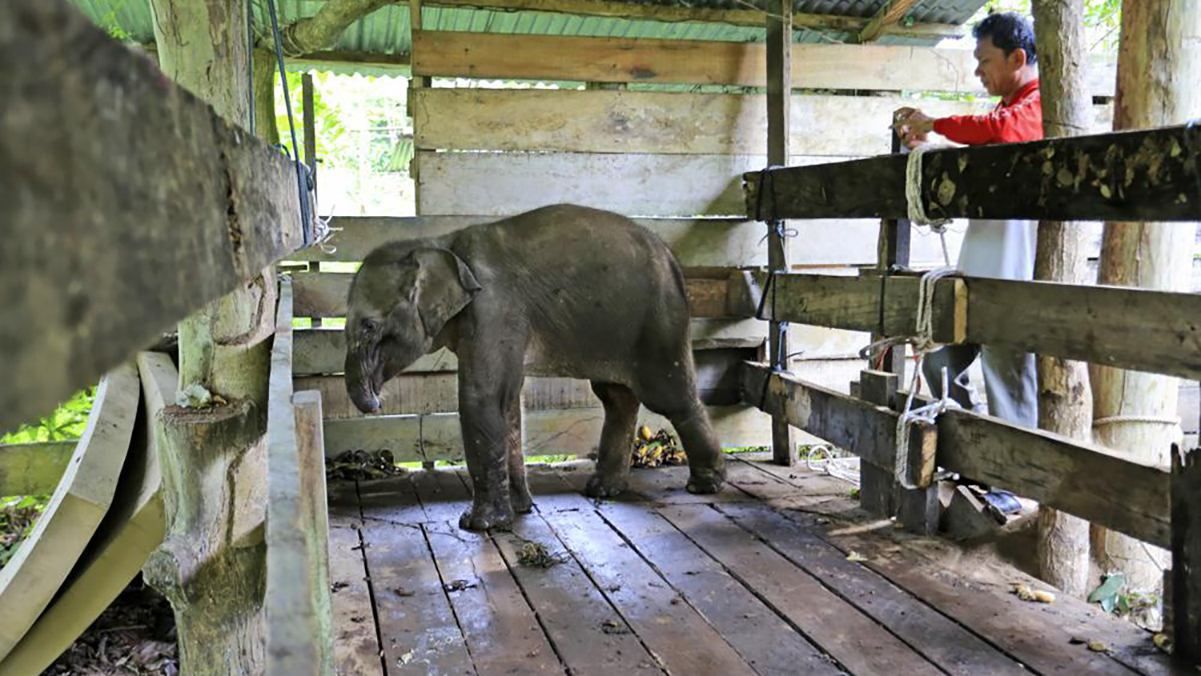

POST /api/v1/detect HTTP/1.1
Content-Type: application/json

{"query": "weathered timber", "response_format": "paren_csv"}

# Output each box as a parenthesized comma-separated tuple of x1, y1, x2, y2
(0, 353, 170, 676)
(412, 30, 1115, 95)
(0, 364, 139, 661)
(426, 0, 963, 39)
(1173, 446, 1201, 664)
(0, 442, 76, 497)
(264, 278, 334, 676)
(766, 273, 1201, 382)
(416, 151, 854, 217)
(744, 124, 1201, 222)
(743, 363, 1172, 548)
(291, 269, 760, 318)
(411, 89, 1050, 156)
(0, 0, 307, 432)
(327, 525, 383, 675)
(291, 216, 960, 268)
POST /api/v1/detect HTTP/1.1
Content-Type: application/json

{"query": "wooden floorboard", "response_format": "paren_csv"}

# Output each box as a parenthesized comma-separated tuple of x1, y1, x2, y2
(330, 461, 1175, 676)
(535, 486, 759, 675)
(724, 458, 1174, 676)
(328, 523, 384, 676)
(715, 501, 1027, 675)
(491, 516, 664, 676)
(656, 503, 942, 675)
(359, 518, 474, 675)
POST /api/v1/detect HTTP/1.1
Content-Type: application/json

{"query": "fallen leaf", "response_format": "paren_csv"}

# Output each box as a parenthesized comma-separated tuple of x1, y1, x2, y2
(393, 586, 415, 597)
(1088, 640, 1108, 653)
(1153, 633, 1172, 654)
(846, 551, 868, 562)
(601, 619, 631, 635)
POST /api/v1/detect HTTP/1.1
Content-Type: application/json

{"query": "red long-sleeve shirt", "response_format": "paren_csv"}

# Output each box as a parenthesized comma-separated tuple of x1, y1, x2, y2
(932, 79, 1043, 145)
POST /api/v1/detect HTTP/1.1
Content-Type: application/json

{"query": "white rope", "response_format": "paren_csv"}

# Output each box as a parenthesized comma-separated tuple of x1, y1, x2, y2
(905, 143, 952, 227)
(1093, 415, 1181, 428)
(803, 445, 860, 486)
(895, 364, 959, 490)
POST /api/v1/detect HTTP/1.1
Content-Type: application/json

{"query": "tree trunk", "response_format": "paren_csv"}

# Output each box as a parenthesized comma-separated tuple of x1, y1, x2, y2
(1031, 0, 1094, 598)
(1091, 0, 1201, 626)
(146, 1, 278, 673)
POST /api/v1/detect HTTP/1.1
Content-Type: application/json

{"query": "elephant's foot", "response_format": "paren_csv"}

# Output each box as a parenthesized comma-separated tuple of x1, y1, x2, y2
(585, 472, 629, 499)
(459, 498, 516, 531)
(686, 467, 725, 495)
(510, 484, 534, 514)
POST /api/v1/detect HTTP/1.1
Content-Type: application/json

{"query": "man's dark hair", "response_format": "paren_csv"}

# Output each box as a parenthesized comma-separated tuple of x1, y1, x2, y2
(973, 11, 1037, 65)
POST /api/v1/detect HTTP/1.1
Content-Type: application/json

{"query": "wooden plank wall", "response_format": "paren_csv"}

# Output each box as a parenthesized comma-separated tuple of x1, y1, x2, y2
(303, 30, 1122, 459)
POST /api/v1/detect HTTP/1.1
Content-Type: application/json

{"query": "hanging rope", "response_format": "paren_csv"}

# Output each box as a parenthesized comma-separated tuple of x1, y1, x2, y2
(263, 0, 321, 248)
(904, 143, 956, 266)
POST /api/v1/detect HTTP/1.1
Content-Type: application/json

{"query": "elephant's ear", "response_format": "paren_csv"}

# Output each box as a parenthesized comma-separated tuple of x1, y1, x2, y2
(411, 248, 482, 338)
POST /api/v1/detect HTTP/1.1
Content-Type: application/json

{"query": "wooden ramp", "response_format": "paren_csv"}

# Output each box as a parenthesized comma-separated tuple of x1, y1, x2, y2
(329, 455, 1179, 676)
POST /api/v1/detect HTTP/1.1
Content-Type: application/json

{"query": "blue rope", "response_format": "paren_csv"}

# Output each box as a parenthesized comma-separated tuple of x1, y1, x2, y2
(264, 0, 314, 247)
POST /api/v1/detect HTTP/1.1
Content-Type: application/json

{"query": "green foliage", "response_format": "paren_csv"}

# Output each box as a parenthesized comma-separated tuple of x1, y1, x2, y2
(968, 0, 1122, 54)
(1, 388, 95, 444)
(1088, 572, 1159, 617)
(0, 494, 49, 569)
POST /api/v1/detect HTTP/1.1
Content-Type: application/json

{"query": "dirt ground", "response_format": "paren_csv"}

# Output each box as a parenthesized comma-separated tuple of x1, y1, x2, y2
(44, 577, 177, 676)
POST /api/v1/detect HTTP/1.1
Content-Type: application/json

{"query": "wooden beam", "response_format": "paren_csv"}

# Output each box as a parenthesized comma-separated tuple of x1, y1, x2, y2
(265, 278, 335, 675)
(856, 0, 921, 43)
(765, 273, 1201, 382)
(742, 363, 1172, 549)
(425, 0, 965, 39)
(1172, 446, 1201, 663)
(1, 0, 308, 433)
(0, 442, 75, 497)
(290, 269, 761, 319)
(744, 124, 1201, 222)
(413, 30, 1117, 95)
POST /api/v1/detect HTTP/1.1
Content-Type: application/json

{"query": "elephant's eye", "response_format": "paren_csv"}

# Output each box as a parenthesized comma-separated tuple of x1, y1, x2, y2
(360, 318, 380, 334)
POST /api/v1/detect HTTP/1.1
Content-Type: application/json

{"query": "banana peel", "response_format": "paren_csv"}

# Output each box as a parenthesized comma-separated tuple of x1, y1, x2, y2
(631, 426, 686, 468)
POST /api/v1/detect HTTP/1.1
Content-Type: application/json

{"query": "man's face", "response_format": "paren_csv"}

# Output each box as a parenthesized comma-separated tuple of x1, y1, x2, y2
(973, 35, 1025, 98)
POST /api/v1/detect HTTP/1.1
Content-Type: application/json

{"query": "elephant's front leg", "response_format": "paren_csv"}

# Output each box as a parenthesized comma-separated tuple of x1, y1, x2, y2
(458, 370, 525, 531)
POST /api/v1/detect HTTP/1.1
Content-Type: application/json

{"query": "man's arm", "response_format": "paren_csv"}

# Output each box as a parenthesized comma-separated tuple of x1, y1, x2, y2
(933, 100, 1042, 145)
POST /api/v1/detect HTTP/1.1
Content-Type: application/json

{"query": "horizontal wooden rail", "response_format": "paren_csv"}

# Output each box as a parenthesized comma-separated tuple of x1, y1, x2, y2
(765, 273, 1201, 381)
(744, 124, 1201, 222)
(742, 363, 1171, 549)
(1, 0, 309, 432)
(412, 30, 1115, 96)
(290, 268, 761, 319)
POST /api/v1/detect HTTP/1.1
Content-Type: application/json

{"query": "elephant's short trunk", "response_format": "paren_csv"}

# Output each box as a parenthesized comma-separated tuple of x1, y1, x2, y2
(345, 352, 382, 414)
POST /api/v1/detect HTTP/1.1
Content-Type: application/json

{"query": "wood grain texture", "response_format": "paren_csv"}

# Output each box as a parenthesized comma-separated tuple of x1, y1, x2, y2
(412, 88, 1022, 156)
(743, 363, 1172, 548)
(416, 151, 850, 217)
(412, 30, 1116, 95)
(0, 0, 306, 432)
(746, 124, 1201, 222)
(0, 364, 139, 661)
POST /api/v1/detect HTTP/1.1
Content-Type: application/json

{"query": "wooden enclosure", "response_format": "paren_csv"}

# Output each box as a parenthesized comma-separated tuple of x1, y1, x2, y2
(294, 27, 1125, 465)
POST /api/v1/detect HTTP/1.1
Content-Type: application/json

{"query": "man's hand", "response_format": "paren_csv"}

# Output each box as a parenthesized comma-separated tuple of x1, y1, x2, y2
(892, 107, 935, 149)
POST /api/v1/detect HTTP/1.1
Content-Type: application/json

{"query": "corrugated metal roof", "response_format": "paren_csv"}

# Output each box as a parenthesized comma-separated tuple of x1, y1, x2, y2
(72, 0, 987, 76)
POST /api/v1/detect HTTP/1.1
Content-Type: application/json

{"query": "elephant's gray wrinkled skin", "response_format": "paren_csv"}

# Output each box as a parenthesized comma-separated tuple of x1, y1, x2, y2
(344, 204, 725, 531)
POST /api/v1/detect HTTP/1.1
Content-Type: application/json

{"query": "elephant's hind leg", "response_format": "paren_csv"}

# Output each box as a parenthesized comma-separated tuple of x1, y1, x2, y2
(635, 369, 725, 495)
(585, 382, 640, 498)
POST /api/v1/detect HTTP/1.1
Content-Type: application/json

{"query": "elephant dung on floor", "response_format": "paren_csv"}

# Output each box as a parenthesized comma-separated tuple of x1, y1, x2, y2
(343, 203, 725, 531)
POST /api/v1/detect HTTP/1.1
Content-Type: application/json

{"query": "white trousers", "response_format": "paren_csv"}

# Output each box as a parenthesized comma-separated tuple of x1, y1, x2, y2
(922, 220, 1039, 428)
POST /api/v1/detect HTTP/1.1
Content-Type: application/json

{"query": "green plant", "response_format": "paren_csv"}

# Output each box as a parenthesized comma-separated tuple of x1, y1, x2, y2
(0, 495, 49, 569)
(1, 387, 95, 445)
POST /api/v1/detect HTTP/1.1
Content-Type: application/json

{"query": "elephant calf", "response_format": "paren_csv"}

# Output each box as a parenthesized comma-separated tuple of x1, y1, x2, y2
(343, 203, 725, 530)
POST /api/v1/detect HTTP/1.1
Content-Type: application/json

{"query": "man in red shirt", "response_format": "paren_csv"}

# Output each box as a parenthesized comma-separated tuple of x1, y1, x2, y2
(894, 12, 1043, 514)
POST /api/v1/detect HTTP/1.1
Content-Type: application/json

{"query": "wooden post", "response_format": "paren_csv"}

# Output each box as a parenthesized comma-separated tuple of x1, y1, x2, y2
(1172, 445, 1201, 663)
(765, 0, 795, 466)
(1031, 0, 1093, 598)
(302, 73, 323, 329)
(859, 132, 921, 521)
(1091, 0, 1201, 605)
(858, 369, 938, 533)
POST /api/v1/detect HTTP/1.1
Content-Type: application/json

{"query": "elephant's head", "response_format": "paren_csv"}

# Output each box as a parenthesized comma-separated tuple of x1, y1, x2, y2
(344, 247, 481, 414)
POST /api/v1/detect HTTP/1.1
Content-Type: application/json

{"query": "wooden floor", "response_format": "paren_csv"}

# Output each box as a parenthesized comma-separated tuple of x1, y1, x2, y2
(327, 454, 1180, 676)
